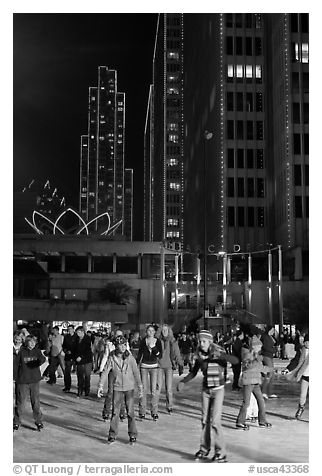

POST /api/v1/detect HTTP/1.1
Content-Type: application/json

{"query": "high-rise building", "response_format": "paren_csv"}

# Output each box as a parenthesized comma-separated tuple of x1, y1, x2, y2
(80, 66, 132, 239)
(124, 168, 134, 241)
(182, 13, 309, 279)
(144, 14, 184, 251)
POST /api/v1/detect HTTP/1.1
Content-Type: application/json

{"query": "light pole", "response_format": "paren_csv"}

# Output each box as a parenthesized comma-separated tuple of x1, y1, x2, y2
(203, 130, 213, 329)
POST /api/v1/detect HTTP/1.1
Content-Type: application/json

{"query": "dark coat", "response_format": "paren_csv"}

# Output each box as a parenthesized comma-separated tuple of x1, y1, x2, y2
(63, 333, 78, 361)
(75, 335, 93, 365)
(136, 338, 162, 366)
(16, 345, 46, 384)
(260, 333, 276, 358)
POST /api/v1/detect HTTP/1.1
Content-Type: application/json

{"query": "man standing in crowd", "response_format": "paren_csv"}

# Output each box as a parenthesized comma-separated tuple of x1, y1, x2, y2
(231, 329, 244, 390)
(62, 324, 77, 393)
(74, 326, 93, 397)
(47, 326, 65, 385)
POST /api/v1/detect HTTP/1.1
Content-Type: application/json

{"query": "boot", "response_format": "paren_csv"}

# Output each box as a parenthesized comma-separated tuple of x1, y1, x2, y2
(295, 404, 305, 420)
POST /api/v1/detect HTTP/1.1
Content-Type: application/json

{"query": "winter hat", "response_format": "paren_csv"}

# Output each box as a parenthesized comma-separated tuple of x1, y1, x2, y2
(114, 335, 127, 346)
(198, 330, 213, 341)
(250, 336, 262, 348)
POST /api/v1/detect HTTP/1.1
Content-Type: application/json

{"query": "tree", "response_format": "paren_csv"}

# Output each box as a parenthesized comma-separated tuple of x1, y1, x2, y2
(98, 281, 135, 305)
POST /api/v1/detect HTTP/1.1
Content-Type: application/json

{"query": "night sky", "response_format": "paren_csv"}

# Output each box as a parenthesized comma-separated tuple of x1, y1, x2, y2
(13, 13, 158, 239)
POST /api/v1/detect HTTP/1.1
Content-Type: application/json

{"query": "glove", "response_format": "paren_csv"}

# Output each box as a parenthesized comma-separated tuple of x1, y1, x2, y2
(177, 381, 184, 392)
(97, 387, 104, 398)
(178, 365, 184, 376)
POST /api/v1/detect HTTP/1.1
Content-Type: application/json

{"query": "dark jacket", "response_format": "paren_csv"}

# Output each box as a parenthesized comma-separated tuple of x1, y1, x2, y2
(63, 333, 78, 361)
(181, 346, 238, 389)
(136, 338, 162, 366)
(16, 345, 46, 384)
(13, 345, 21, 381)
(75, 335, 93, 365)
(232, 337, 243, 360)
(261, 333, 276, 359)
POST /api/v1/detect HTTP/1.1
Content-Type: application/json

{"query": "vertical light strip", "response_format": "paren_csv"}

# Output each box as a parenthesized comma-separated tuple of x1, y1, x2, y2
(180, 13, 184, 253)
(163, 14, 167, 239)
(219, 14, 225, 251)
(284, 14, 292, 248)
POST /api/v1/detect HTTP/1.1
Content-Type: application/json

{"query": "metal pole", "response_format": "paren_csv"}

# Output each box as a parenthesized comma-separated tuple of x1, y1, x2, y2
(268, 249, 273, 325)
(248, 253, 252, 312)
(196, 255, 201, 316)
(175, 254, 179, 319)
(278, 245, 284, 336)
(203, 136, 208, 330)
(160, 244, 165, 324)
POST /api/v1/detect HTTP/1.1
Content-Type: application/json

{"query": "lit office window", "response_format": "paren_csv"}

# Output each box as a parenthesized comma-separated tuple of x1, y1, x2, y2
(167, 158, 178, 166)
(169, 134, 179, 143)
(246, 65, 253, 78)
(227, 64, 234, 78)
(167, 52, 180, 60)
(236, 65, 243, 78)
(167, 123, 179, 131)
(302, 43, 309, 63)
(167, 218, 179, 226)
(167, 87, 179, 95)
(168, 231, 180, 238)
(169, 182, 180, 191)
(255, 65, 262, 79)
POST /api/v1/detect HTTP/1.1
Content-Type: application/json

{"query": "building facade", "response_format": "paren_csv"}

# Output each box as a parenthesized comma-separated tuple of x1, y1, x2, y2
(144, 14, 184, 251)
(79, 66, 132, 239)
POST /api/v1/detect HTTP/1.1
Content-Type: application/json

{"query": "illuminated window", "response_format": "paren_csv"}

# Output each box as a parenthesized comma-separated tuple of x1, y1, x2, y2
(167, 218, 179, 226)
(167, 87, 179, 95)
(236, 65, 243, 78)
(227, 65, 234, 78)
(99, 136, 105, 141)
(169, 182, 180, 191)
(167, 51, 180, 60)
(166, 231, 180, 238)
(99, 181, 104, 186)
(167, 158, 178, 166)
(168, 134, 179, 143)
(302, 43, 309, 63)
(255, 65, 262, 78)
(167, 74, 179, 82)
(167, 123, 179, 131)
(246, 65, 253, 78)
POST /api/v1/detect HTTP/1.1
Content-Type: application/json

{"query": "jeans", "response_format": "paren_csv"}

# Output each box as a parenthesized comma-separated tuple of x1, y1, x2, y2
(14, 382, 42, 425)
(139, 367, 159, 416)
(200, 386, 226, 455)
(237, 383, 267, 425)
(64, 360, 73, 390)
(76, 363, 92, 394)
(103, 371, 126, 418)
(300, 377, 309, 406)
(48, 354, 65, 383)
(261, 356, 274, 396)
(156, 367, 174, 410)
(109, 390, 137, 438)
(232, 363, 241, 388)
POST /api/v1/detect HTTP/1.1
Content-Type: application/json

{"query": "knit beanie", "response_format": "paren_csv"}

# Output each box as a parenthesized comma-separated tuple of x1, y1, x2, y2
(198, 330, 213, 341)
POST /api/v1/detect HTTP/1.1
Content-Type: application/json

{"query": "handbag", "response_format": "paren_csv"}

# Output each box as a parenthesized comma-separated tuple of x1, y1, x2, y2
(285, 368, 298, 382)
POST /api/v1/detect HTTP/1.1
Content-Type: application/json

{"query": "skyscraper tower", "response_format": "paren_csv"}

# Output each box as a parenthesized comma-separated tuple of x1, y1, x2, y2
(182, 13, 308, 278)
(144, 14, 184, 251)
(80, 66, 132, 239)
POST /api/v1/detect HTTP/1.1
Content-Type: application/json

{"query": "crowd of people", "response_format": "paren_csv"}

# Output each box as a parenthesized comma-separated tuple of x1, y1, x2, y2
(13, 322, 309, 462)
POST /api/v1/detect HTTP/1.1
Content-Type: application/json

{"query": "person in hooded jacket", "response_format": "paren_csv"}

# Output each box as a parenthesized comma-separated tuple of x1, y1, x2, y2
(97, 335, 143, 444)
(155, 324, 184, 414)
(74, 326, 93, 397)
(13, 335, 46, 431)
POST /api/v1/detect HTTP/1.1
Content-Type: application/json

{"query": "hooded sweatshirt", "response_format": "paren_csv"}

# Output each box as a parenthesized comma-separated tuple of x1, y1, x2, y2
(155, 327, 183, 369)
(16, 345, 46, 384)
(98, 350, 142, 392)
